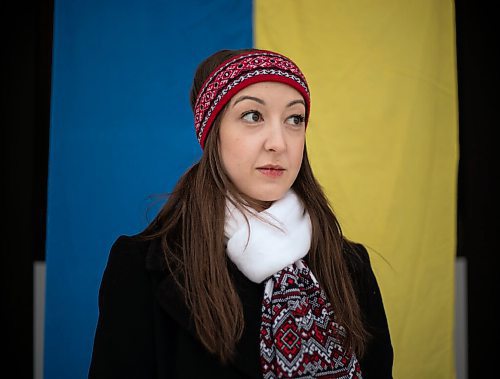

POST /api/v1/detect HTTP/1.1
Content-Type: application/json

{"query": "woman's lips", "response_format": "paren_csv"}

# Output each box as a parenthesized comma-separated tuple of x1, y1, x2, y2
(256, 166, 285, 177)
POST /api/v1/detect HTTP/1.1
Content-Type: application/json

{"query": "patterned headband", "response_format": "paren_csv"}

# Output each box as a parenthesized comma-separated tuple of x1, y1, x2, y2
(194, 50, 311, 148)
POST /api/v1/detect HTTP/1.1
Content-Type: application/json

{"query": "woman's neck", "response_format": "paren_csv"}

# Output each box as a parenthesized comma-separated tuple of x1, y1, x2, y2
(240, 195, 273, 212)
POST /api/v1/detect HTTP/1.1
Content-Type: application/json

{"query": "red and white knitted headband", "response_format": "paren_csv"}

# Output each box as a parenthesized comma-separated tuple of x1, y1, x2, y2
(194, 50, 311, 148)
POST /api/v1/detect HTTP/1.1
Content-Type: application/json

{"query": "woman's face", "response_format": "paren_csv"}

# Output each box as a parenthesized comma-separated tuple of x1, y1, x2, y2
(219, 81, 306, 203)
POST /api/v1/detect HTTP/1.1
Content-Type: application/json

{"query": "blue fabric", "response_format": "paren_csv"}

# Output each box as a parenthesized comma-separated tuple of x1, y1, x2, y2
(45, 1, 252, 377)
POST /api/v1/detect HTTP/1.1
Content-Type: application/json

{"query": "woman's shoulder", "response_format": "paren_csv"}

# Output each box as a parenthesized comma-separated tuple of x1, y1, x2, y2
(341, 238, 372, 274)
(110, 233, 150, 251)
(107, 233, 151, 260)
(340, 238, 382, 300)
(104, 232, 164, 272)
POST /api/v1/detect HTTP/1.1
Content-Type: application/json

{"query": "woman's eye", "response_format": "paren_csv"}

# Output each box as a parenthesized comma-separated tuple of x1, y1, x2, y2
(242, 111, 262, 123)
(286, 114, 305, 126)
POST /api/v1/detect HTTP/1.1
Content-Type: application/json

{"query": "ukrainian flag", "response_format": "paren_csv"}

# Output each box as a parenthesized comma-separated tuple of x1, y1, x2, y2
(46, 1, 457, 378)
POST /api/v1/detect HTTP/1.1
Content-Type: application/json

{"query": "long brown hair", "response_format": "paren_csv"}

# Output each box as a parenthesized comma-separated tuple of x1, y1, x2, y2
(143, 49, 368, 362)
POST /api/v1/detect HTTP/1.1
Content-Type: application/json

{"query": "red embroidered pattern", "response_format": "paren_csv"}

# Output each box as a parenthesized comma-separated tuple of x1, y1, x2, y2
(260, 260, 362, 378)
(194, 51, 310, 147)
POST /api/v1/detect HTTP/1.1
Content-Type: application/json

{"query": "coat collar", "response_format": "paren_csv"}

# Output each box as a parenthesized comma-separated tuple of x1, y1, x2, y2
(145, 237, 264, 378)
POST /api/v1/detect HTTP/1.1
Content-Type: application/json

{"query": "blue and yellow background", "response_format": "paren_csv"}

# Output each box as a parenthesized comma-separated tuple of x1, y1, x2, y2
(45, 1, 457, 378)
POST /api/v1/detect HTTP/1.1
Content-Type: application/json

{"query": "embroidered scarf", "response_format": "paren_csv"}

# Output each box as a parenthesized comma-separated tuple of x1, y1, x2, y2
(224, 191, 362, 378)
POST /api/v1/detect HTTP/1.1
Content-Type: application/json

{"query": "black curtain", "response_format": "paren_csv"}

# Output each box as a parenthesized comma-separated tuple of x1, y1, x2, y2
(455, 0, 498, 375)
(3, 1, 52, 377)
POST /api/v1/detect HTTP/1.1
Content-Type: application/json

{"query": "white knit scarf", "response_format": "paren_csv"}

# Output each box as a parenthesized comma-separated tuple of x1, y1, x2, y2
(224, 190, 312, 283)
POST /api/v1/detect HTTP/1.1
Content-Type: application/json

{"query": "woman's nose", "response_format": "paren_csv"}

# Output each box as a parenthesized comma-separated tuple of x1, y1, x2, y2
(264, 119, 286, 152)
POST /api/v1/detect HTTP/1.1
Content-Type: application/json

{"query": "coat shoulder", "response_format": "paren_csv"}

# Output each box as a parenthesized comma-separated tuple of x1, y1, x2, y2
(105, 233, 165, 272)
(109, 233, 151, 257)
(342, 238, 372, 276)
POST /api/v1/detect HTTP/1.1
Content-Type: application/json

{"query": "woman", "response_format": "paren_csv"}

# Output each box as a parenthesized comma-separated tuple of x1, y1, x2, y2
(89, 48, 393, 378)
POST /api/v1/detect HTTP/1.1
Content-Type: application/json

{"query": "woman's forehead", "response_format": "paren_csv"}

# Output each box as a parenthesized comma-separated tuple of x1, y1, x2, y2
(230, 82, 305, 105)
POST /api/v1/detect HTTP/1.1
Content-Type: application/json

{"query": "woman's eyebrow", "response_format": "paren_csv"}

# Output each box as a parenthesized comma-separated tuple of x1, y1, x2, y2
(232, 96, 265, 107)
(287, 99, 306, 108)
(232, 96, 305, 108)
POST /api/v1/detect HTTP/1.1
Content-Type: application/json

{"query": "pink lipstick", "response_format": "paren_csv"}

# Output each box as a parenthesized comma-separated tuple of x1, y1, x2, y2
(256, 165, 285, 178)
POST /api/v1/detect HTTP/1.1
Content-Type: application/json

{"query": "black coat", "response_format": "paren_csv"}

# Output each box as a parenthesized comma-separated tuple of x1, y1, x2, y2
(88, 235, 393, 378)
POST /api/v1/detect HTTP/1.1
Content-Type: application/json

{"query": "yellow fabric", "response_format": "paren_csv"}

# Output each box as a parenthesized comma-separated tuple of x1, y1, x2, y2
(255, 1, 458, 378)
